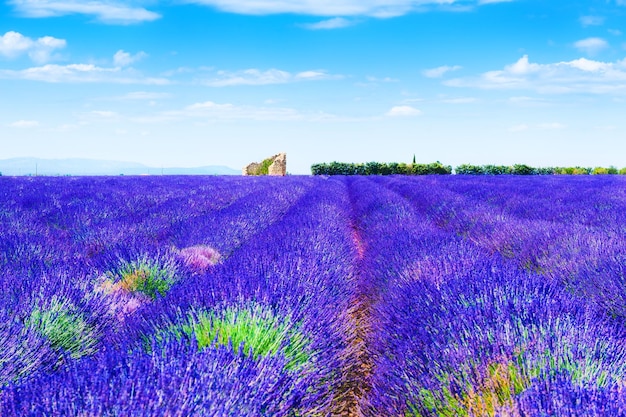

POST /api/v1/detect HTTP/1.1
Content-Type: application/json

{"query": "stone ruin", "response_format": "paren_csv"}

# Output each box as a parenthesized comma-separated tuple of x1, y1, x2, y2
(243, 153, 287, 176)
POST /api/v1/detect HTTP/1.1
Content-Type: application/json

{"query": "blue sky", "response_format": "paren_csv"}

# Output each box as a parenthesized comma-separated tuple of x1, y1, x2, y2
(1, 0, 626, 174)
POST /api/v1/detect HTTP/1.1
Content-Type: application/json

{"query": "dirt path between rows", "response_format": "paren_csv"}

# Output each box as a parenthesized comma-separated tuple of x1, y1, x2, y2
(331, 200, 374, 416)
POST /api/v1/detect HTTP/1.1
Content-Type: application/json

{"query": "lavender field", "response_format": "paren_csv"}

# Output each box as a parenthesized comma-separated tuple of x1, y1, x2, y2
(1, 175, 626, 416)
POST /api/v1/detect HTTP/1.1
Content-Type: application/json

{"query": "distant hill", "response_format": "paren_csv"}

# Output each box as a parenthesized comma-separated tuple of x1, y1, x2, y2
(0, 158, 239, 176)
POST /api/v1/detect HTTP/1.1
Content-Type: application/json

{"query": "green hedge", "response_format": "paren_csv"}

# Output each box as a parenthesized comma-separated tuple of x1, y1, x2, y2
(311, 161, 452, 176)
(312, 162, 626, 176)
(455, 164, 625, 175)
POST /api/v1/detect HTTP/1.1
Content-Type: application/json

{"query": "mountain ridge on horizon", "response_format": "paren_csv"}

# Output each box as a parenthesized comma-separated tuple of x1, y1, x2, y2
(0, 157, 240, 176)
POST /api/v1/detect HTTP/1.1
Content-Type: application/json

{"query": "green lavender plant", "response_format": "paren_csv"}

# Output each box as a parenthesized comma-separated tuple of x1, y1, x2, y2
(158, 304, 311, 370)
(27, 297, 98, 359)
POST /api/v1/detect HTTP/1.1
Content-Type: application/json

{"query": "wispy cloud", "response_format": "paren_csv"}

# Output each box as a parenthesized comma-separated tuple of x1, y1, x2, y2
(574, 37, 609, 55)
(302, 17, 354, 30)
(0, 63, 170, 84)
(182, 0, 515, 18)
(386, 105, 422, 116)
(135, 100, 338, 123)
(507, 96, 550, 106)
(366, 76, 399, 83)
(0, 31, 66, 63)
(509, 122, 566, 132)
(422, 65, 462, 78)
(112, 91, 172, 100)
(580, 15, 605, 27)
(8, 0, 161, 24)
(537, 122, 566, 130)
(200, 68, 341, 86)
(445, 55, 626, 94)
(183, 101, 302, 121)
(441, 97, 478, 104)
(113, 50, 148, 67)
(8, 119, 40, 128)
(90, 110, 118, 117)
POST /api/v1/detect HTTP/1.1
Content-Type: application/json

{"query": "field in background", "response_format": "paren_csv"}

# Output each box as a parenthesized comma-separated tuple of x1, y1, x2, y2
(1, 175, 626, 416)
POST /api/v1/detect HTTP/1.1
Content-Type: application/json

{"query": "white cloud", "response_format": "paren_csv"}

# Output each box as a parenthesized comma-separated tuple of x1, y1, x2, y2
(537, 122, 566, 129)
(445, 55, 626, 94)
(8, 0, 161, 24)
(203, 69, 290, 86)
(182, 0, 512, 18)
(201, 68, 340, 86)
(507, 96, 550, 106)
(114, 91, 171, 100)
(8, 119, 39, 128)
(113, 50, 147, 67)
(441, 97, 478, 104)
(296, 70, 334, 80)
(574, 37, 609, 55)
(161, 66, 198, 77)
(0, 31, 66, 63)
(505, 54, 540, 74)
(366, 75, 399, 82)
(137, 100, 338, 123)
(508, 122, 565, 132)
(302, 17, 354, 30)
(91, 110, 118, 117)
(422, 65, 462, 78)
(580, 15, 605, 27)
(0, 63, 170, 84)
(609, 29, 622, 36)
(386, 105, 422, 116)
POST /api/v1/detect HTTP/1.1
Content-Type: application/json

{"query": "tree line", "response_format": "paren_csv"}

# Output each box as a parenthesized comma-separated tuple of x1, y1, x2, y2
(311, 162, 626, 176)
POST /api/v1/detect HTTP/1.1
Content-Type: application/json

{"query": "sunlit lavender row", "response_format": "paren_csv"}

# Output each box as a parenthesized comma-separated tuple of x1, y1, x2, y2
(1, 175, 625, 416)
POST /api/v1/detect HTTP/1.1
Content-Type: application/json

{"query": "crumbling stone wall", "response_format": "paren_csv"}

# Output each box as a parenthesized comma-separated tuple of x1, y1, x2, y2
(268, 153, 286, 176)
(242, 162, 262, 176)
(243, 153, 286, 176)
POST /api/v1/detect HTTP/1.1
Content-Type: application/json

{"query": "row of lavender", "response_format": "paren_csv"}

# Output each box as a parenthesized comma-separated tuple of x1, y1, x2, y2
(0, 176, 358, 415)
(1, 175, 626, 416)
(360, 175, 626, 416)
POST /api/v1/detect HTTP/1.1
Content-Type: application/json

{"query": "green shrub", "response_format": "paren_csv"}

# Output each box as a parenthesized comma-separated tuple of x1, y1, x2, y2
(258, 157, 274, 175)
(620, 167, 626, 175)
(155, 304, 310, 370)
(555, 166, 591, 175)
(365, 161, 383, 175)
(455, 164, 486, 175)
(512, 164, 535, 175)
(27, 297, 98, 359)
(107, 256, 178, 299)
(483, 165, 512, 175)
(535, 167, 556, 175)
